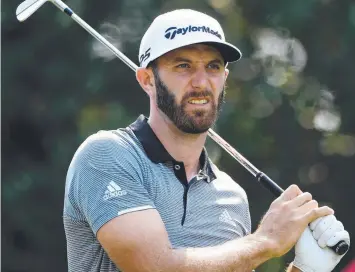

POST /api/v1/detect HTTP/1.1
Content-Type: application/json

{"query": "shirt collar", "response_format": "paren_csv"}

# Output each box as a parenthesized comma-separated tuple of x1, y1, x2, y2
(129, 114, 217, 182)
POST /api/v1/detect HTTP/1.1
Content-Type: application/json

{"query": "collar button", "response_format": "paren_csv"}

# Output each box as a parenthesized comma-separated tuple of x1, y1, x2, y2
(174, 164, 181, 170)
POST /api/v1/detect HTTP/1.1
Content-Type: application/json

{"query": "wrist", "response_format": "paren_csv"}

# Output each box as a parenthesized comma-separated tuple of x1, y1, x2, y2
(286, 262, 302, 272)
(290, 267, 302, 272)
(293, 255, 316, 272)
(248, 232, 277, 260)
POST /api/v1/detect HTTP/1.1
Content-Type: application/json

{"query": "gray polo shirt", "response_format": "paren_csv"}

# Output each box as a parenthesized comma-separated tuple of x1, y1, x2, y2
(63, 114, 252, 272)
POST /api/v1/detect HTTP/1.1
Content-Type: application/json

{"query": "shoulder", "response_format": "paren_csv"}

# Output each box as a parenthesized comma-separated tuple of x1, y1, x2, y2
(76, 129, 132, 154)
(210, 161, 249, 202)
(70, 129, 142, 169)
(65, 129, 146, 196)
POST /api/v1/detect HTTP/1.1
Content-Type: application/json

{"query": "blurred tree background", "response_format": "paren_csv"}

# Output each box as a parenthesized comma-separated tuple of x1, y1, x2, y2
(2, 0, 355, 271)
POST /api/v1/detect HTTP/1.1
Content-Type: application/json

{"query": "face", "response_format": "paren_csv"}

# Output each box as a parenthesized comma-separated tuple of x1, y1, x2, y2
(150, 44, 228, 134)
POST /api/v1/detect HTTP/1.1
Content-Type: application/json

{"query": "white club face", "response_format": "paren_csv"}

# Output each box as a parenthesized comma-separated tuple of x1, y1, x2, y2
(16, 0, 48, 21)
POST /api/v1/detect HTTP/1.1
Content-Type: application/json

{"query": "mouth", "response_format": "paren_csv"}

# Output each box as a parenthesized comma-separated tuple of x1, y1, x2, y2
(187, 98, 210, 105)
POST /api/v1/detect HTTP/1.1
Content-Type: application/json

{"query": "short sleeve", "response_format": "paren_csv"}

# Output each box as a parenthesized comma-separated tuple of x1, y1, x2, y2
(65, 130, 156, 235)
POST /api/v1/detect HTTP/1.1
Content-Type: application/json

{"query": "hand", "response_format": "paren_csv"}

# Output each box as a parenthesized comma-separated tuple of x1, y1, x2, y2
(255, 184, 334, 257)
(293, 215, 350, 272)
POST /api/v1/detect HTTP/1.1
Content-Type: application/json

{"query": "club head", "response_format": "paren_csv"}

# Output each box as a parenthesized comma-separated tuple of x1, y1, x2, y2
(16, 0, 49, 22)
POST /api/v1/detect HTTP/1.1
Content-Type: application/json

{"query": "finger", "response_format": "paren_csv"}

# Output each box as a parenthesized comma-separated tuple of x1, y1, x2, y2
(312, 214, 336, 239)
(310, 217, 323, 231)
(326, 230, 350, 247)
(297, 199, 319, 215)
(280, 184, 303, 201)
(304, 206, 334, 223)
(288, 192, 312, 207)
(317, 220, 344, 248)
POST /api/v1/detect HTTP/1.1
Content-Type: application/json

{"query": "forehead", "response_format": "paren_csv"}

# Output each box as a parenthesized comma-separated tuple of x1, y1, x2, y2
(158, 44, 224, 63)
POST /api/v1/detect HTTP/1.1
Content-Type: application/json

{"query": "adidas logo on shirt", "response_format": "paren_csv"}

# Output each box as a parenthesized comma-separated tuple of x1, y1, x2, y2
(103, 181, 127, 200)
(219, 209, 237, 227)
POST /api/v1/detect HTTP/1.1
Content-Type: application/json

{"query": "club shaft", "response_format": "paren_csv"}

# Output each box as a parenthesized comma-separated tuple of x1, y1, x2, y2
(207, 129, 259, 176)
(51, 0, 137, 72)
(72, 14, 137, 72)
(49, 0, 348, 255)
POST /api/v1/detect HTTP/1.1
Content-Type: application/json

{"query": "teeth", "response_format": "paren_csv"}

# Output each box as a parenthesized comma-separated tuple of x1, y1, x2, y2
(189, 99, 208, 104)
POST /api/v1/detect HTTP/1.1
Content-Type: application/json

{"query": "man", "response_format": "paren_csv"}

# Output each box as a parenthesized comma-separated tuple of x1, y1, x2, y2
(63, 9, 350, 272)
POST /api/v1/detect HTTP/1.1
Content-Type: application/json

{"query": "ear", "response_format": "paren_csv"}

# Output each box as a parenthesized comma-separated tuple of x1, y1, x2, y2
(224, 68, 229, 81)
(136, 67, 155, 97)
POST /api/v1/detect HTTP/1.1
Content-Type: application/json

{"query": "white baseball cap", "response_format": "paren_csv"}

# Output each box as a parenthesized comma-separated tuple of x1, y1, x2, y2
(138, 9, 242, 68)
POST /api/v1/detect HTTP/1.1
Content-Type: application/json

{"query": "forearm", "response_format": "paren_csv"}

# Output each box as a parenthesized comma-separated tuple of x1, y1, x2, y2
(167, 233, 274, 272)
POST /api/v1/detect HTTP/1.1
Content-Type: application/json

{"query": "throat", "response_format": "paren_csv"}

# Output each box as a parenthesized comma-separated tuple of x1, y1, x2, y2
(184, 162, 201, 183)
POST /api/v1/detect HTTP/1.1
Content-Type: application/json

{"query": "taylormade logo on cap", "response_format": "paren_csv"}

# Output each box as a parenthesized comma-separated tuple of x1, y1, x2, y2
(164, 25, 222, 40)
(138, 9, 242, 68)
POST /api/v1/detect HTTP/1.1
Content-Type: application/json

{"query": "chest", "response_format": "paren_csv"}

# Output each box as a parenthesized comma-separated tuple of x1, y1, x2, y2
(144, 163, 251, 248)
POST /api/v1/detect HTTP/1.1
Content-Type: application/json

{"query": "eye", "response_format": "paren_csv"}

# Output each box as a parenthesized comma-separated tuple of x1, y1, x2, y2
(207, 63, 221, 70)
(176, 63, 191, 69)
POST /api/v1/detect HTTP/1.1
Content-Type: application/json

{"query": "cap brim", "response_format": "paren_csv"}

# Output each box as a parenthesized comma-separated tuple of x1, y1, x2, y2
(202, 41, 242, 63)
(144, 40, 242, 68)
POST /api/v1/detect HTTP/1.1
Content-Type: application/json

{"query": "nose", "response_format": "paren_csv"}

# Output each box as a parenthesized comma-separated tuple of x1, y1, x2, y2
(191, 67, 209, 90)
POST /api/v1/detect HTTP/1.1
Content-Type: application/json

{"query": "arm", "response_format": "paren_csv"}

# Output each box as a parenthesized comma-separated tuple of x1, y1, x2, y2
(71, 132, 273, 271)
(97, 208, 274, 272)
(98, 185, 333, 272)
(71, 132, 333, 272)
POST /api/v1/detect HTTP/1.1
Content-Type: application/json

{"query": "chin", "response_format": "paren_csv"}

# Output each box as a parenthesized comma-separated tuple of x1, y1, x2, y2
(179, 126, 210, 135)
(185, 117, 216, 134)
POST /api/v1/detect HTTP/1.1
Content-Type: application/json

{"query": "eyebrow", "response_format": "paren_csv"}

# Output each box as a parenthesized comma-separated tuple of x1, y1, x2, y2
(171, 57, 224, 65)
(172, 57, 192, 63)
(208, 59, 224, 65)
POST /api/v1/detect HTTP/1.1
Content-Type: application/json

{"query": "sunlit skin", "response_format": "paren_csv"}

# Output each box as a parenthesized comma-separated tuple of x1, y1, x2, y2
(136, 44, 229, 181)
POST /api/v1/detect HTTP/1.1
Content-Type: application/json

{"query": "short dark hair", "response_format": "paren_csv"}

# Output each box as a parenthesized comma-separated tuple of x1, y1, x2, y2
(147, 59, 157, 70)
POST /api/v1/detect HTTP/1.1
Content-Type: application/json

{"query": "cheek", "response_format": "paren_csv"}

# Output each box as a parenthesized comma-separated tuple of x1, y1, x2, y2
(212, 78, 225, 94)
(165, 82, 186, 102)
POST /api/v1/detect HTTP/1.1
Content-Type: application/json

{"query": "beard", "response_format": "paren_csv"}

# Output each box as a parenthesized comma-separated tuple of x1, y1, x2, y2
(152, 68, 226, 134)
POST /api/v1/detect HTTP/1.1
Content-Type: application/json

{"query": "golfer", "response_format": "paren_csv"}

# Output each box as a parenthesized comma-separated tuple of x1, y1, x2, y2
(63, 9, 350, 272)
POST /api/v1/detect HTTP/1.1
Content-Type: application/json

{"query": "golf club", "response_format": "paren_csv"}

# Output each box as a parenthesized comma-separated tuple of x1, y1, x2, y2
(16, 0, 349, 255)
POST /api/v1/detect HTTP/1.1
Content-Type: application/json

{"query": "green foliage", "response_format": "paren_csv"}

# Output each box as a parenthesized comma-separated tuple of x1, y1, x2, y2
(2, 0, 354, 271)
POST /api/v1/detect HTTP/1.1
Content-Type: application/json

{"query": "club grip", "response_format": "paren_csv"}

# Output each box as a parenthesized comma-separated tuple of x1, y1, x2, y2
(256, 172, 284, 197)
(256, 172, 349, 255)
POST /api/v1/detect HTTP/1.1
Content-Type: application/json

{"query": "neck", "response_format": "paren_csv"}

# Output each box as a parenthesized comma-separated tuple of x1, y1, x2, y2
(148, 110, 208, 181)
